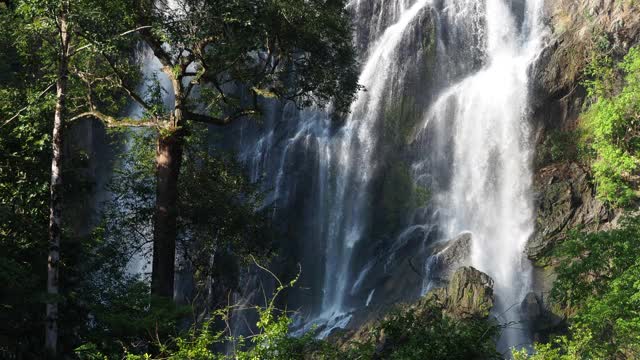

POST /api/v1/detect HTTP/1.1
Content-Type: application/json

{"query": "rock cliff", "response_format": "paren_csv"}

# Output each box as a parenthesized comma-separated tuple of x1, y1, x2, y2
(524, 0, 640, 341)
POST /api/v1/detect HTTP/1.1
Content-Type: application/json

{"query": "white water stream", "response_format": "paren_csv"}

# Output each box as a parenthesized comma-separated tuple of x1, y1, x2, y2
(321, 0, 433, 319)
(418, 0, 546, 349)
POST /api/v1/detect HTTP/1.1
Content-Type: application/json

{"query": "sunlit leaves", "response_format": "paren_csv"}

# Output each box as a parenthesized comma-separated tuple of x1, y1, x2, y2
(526, 216, 640, 359)
(583, 46, 640, 206)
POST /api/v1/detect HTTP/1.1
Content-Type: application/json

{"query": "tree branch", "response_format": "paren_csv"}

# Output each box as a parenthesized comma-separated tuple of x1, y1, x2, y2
(185, 109, 259, 126)
(68, 111, 157, 128)
(2, 25, 154, 128)
(100, 52, 155, 113)
(1, 82, 56, 128)
(69, 25, 153, 57)
(139, 28, 174, 73)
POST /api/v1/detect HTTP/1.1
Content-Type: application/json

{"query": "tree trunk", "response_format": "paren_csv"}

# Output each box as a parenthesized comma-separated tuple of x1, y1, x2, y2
(150, 67, 192, 301)
(151, 106, 184, 298)
(45, 5, 70, 357)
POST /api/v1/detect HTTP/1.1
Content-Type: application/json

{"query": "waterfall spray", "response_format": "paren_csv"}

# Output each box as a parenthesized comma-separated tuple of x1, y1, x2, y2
(418, 0, 547, 350)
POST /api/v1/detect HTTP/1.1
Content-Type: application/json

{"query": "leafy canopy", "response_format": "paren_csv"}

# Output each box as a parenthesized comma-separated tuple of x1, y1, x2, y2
(124, 0, 360, 125)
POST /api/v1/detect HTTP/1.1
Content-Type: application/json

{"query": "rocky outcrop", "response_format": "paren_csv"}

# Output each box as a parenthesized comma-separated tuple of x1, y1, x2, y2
(524, 1, 639, 343)
(427, 266, 494, 320)
(533, 0, 640, 133)
(427, 232, 472, 282)
(527, 163, 614, 264)
(520, 292, 567, 342)
(526, 163, 619, 341)
(331, 267, 495, 356)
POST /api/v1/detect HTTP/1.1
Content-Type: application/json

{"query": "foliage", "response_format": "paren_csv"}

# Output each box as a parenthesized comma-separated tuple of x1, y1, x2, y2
(0, 1, 144, 356)
(178, 0, 359, 112)
(552, 216, 640, 308)
(518, 215, 640, 359)
(3, 0, 356, 355)
(582, 46, 640, 206)
(105, 127, 275, 308)
(178, 128, 274, 271)
(78, 280, 500, 360)
(372, 302, 501, 360)
(0, 4, 56, 356)
(95, 0, 362, 128)
(536, 129, 591, 167)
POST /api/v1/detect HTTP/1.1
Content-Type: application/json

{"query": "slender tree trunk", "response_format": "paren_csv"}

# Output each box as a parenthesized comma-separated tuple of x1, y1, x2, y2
(151, 79, 185, 298)
(45, 4, 70, 357)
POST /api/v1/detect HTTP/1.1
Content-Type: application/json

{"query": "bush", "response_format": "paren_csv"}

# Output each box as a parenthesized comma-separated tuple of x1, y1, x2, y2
(81, 284, 501, 359)
(517, 215, 640, 359)
(582, 46, 640, 206)
(536, 129, 590, 167)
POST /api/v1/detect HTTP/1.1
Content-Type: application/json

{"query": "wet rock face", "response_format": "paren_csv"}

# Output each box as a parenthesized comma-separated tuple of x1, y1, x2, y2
(521, 292, 543, 321)
(427, 266, 495, 320)
(527, 163, 613, 263)
(529, 0, 638, 264)
(427, 232, 472, 284)
(520, 292, 567, 343)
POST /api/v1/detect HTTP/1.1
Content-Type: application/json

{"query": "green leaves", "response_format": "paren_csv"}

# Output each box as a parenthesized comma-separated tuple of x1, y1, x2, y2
(583, 46, 640, 206)
(526, 215, 640, 359)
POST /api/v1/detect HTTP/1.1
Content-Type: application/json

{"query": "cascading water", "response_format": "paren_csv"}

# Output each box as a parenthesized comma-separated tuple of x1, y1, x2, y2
(236, 0, 439, 329)
(414, 0, 546, 350)
(321, 0, 432, 319)
(227, 0, 547, 351)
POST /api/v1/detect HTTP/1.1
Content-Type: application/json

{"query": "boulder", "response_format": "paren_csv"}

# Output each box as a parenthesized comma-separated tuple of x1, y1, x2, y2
(428, 232, 472, 280)
(443, 266, 494, 319)
(333, 267, 495, 356)
(520, 292, 543, 322)
(426, 266, 494, 320)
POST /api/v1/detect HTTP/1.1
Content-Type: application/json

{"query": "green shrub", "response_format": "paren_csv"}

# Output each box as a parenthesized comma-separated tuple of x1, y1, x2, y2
(373, 302, 501, 360)
(517, 215, 640, 359)
(81, 284, 501, 359)
(536, 129, 590, 166)
(582, 46, 640, 206)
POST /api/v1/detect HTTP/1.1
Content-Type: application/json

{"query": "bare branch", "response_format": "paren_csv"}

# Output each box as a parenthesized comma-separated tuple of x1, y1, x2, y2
(100, 52, 155, 112)
(185, 108, 259, 126)
(68, 111, 157, 128)
(139, 28, 174, 72)
(69, 25, 153, 57)
(2, 25, 154, 128)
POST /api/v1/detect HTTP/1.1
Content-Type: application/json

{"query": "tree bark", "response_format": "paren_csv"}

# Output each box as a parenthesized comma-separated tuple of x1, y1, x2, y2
(151, 78, 185, 298)
(45, 3, 70, 357)
(151, 130, 184, 298)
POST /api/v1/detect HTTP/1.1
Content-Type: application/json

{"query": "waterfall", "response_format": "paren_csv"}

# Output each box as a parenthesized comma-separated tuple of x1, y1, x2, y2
(415, 0, 546, 350)
(320, 0, 432, 319)
(227, 0, 547, 350)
